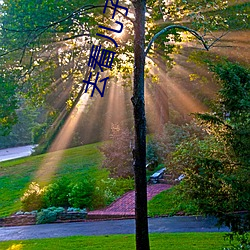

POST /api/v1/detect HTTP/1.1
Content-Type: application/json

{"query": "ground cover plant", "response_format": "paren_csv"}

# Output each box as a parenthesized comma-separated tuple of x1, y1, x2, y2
(36, 206, 65, 224)
(0, 233, 231, 250)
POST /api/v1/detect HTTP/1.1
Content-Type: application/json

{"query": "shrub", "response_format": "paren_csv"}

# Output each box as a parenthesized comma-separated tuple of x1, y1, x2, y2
(21, 182, 45, 211)
(167, 135, 242, 214)
(146, 141, 159, 171)
(32, 123, 47, 144)
(67, 207, 87, 213)
(43, 177, 71, 208)
(93, 178, 117, 209)
(36, 206, 64, 224)
(223, 233, 250, 250)
(113, 177, 134, 197)
(99, 124, 134, 178)
(68, 180, 94, 209)
(93, 177, 134, 209)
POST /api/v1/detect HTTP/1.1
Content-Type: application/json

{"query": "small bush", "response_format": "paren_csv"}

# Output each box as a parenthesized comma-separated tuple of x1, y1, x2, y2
(146, 141, 159, 171)
(93, 178, 118, 208)
(223, 233, 250, 250)
(32, 123, 48, 144)
(93, 177, 134, 209)
(68, 180, 94, 209)
(67, 207, 86, 213)
(43, 177, 71, 208)
(99, 124, 134, 178)
(36, 206, 64, 224)
(113, 177, 134, 197)
(21, 182, 45, 211)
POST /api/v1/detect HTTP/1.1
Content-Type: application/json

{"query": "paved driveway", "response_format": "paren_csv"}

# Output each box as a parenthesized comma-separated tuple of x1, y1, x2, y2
(0, 216, 229, 241)
(0, 145, 36, 162)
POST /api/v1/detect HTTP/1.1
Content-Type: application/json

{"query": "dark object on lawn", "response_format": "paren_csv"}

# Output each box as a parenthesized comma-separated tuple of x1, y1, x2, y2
(149, 168, 165, 184)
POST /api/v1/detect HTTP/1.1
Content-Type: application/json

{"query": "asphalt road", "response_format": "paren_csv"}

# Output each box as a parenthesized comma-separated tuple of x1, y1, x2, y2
(0, 216, 230, 241)
(0, 145, 36, 162)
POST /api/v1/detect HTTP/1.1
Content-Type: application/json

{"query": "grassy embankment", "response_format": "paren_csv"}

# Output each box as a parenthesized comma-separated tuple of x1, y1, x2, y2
(0, 143, 104, 217)
(148, 186, 199, 217)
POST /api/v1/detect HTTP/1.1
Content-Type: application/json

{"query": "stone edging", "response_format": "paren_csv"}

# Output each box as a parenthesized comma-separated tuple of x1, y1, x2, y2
(0, 212, 87, 227)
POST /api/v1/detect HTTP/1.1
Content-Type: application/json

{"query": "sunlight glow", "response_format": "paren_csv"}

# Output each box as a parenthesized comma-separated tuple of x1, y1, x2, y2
(34, 37, 219, 184)
(6, 244, 23, 250)
(35, 93, 90, 184)
(145, 54, 208, 128)
(100, 82, 127, 140)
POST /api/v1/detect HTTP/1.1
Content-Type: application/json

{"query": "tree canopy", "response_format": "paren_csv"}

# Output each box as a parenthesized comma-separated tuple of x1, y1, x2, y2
(0, 74, 18, 135)
(0, 0, 248, 121)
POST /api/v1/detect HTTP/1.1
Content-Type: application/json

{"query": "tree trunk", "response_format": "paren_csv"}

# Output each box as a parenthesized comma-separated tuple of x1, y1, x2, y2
(132, 1, 150, 250)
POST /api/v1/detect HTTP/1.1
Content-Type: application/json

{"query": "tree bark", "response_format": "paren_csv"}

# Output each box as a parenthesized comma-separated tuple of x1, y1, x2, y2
(132, 1, 150, 250)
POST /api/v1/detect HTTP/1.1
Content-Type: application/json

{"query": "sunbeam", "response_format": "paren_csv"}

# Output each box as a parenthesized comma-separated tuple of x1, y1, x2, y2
(35, 93, 90, 184)
(100, 81, 128, 140)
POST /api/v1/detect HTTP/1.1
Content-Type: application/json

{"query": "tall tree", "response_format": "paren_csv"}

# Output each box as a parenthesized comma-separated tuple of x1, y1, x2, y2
(131, 0, 241, 247)
(132, 1, 149, 249)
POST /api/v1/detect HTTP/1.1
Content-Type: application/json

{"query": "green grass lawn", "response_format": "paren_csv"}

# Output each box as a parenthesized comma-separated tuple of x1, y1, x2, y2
(148, 186, 199, 217)
(0, 233, 230, 250)
(0, 143, 104, 217)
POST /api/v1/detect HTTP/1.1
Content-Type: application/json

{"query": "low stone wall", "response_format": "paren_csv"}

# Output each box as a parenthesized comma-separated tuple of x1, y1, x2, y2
(2, 215, 36, 227)
(56, 212, 87, 222)
(87, 212, 135, 220)
(0, 212, 87, 227)
(0, 218, 5, 227)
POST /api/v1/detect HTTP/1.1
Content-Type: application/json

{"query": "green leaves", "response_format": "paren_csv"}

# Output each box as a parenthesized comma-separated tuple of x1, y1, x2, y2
(0, 75, 18, 135)
(211, 62, 250, 113)
(168, 61, 250, 233)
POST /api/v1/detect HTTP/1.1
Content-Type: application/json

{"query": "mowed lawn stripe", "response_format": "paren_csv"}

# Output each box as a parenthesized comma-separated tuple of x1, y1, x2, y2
(0, 233, 230, 250)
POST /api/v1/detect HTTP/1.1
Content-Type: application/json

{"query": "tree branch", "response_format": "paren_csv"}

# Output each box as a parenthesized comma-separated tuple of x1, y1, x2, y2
(0, 4, 133, 57)
(205, 30, 230, 49)
(45, 4, 134, 27)
(58, 33, 91, 42)
(145, 25, 212, 56)
(1, 4, 133, 33)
